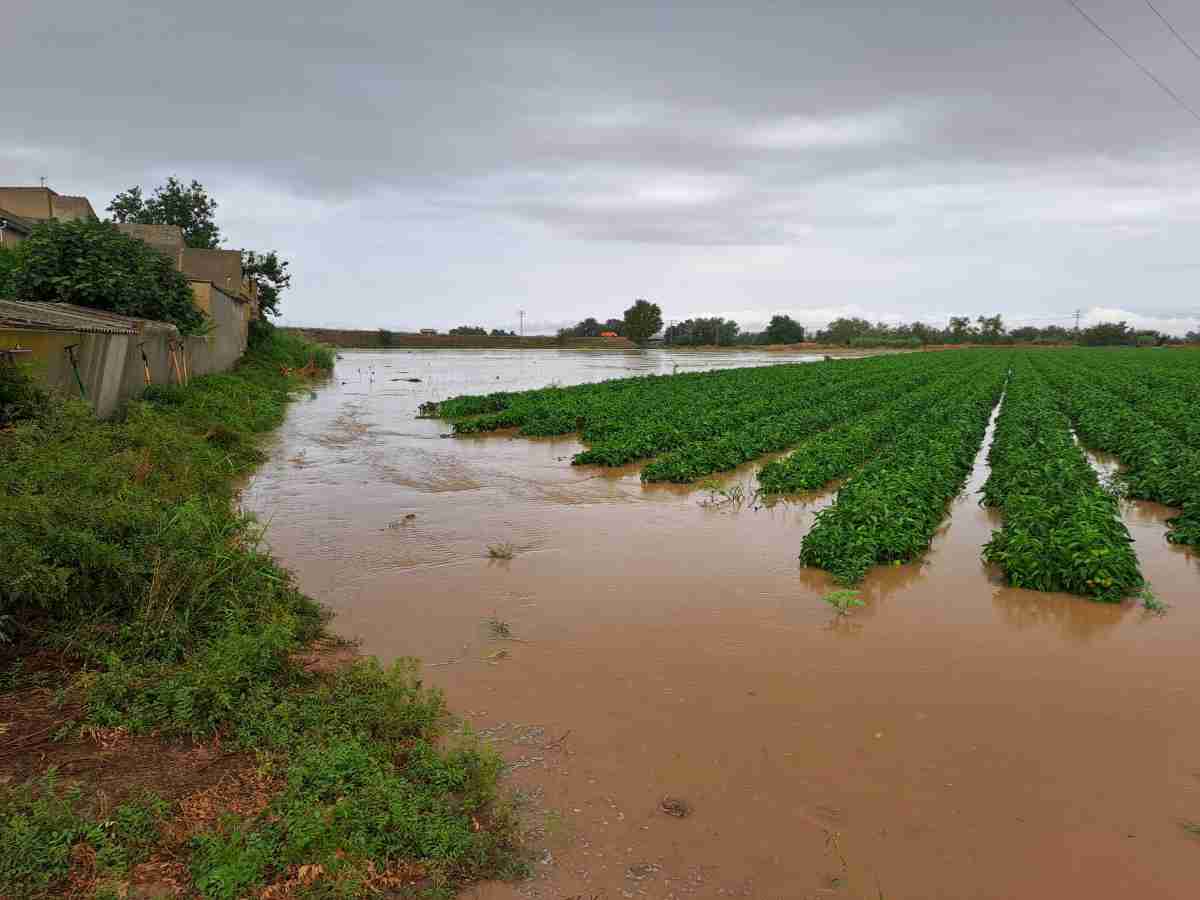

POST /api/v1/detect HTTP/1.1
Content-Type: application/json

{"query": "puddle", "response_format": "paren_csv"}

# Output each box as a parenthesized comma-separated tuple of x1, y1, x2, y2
(246, 350, 1200, 900)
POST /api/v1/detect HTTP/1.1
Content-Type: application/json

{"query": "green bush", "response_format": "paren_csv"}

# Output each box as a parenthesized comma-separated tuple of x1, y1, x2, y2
(7, 219, 206, 334)
(0, 361, 48, 427)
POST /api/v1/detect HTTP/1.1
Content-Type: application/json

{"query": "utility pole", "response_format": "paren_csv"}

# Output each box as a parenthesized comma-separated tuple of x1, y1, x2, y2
(1073, 309, 1082, 333)
(519, 309, 525, 337)
(39, 176, 46, 188)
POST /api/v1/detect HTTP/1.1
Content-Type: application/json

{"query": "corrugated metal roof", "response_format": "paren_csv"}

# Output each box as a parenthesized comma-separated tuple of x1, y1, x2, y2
(0, 300, 148, 335)
(0, 207, 35, 234)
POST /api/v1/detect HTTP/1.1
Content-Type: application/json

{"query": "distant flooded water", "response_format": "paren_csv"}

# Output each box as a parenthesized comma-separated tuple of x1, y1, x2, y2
(246, 349, 1200, 900)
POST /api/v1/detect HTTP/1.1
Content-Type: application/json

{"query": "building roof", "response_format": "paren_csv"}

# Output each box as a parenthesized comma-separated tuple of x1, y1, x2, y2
(0, 187, 97, 222)
(0, 207, 34, 235)
(0, 300, 157, 335)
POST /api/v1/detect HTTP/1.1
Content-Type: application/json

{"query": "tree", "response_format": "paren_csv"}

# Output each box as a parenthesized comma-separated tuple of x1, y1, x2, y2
(662, 317, 740, 346)
(449, 325, 488, 335)
(562, 317, 602, 338)
(490, 328, 516, 336)
(622, 299, 663, 343)
(948, 316, 974, 342)
(9, 220, 205, 333)
(819, 317, 871, 345)
(976, 314, 1005, 343)
(764, 314, 805, 344)
(108, 177, 222, 249)
(241, 250, 291, 318)
(1080, 321, 1135, 346)
(603, 318, 626, 336)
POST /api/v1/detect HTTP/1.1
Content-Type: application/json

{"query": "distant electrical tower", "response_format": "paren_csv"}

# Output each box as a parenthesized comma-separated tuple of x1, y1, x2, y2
(519, 309, 525, 337)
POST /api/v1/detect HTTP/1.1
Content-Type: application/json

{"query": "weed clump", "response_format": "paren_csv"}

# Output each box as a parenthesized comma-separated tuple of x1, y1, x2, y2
(0, 772, 169, 899)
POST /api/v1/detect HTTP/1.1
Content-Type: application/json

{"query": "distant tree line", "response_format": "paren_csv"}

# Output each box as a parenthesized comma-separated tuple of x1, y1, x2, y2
(376, 306, 1198, 349)
(809, 315, 1182, 348)
(447, 326, 517, 336)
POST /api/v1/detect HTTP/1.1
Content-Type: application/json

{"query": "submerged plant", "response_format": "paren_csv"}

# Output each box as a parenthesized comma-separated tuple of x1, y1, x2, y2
(823, 590, 865, 616)
(486, 616, 512, 638)
(1139, 588, 1169, 616)
(487, 542, 515, 560)
(697, 479, 748, 508)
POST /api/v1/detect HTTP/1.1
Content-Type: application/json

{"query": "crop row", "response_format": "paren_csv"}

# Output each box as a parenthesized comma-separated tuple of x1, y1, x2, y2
(980, 357, 1142, 601)
(442, 360, 843, 437)
(638, 352, 984, 482)
(755, 356, 992, 494)
(798, 356, 1007, 584)
(1041, 349, 1200, 451)
(1028, 352, 1200, 549)
(435, 353, 982, 472)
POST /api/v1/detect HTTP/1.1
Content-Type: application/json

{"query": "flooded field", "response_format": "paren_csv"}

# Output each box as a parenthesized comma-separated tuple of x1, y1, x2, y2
(245, 349, 1200, 900)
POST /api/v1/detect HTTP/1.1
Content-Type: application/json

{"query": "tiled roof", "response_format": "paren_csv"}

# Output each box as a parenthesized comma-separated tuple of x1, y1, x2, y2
(0, 300, 152, 335)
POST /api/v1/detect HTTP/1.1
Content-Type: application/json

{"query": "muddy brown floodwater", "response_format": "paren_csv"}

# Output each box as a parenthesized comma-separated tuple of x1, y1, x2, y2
(245, 349, 1200, 900)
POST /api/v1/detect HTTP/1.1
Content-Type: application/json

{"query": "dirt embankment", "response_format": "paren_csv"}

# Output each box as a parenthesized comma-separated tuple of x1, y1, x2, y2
(282, 328, 638, 350)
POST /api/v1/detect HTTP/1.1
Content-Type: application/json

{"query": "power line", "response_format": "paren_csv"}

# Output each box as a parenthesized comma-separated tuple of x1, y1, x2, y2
(1144, 0, 1200, 64)
(1065, 0, 1200, 125)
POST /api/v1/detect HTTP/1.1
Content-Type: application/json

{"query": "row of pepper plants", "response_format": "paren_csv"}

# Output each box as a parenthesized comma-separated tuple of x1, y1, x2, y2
(798, 355, 1008, 584)
(432, 353, 972, 472)
(1042, 349, 1200, 447)
(980, 355, 1143, 601)
(1028, 351, 1200, 550)
(435, 359, 846, 437)
(639, 352, 986, 482)
(756, 355, 993, 494)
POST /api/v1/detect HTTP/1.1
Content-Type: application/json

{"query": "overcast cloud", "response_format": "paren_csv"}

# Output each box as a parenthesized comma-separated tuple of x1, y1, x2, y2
(4, 0, 1200, 334)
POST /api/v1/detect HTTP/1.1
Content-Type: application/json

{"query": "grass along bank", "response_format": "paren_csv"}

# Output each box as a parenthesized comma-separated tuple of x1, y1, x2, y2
(0, 329, 525, 899)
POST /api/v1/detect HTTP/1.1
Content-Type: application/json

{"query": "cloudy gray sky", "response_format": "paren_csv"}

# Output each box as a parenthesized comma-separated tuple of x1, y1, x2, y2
(4, 0, 1200, 334)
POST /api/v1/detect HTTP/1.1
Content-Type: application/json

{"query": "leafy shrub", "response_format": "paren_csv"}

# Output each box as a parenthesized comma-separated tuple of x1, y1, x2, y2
(0, 361, 48, 428)
(8, 219, 206, 334)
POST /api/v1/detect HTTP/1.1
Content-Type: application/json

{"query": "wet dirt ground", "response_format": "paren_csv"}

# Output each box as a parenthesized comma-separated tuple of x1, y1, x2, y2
(245, 349, 1200, 900)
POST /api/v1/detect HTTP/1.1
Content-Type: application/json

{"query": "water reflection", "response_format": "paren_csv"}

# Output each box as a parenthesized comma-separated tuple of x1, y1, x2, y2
(990, 586, 1129, 642)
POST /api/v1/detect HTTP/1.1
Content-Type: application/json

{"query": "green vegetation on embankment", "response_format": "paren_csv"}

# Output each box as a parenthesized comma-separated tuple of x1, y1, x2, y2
(0, 328, 524, 899)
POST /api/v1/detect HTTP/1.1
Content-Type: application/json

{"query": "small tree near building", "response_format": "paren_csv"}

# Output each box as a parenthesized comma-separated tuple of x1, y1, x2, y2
(9, 220, 205, 334)
(108, 177, 222, 249)
(623, 299, 663, 343)
(241, 250, 291, 318)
